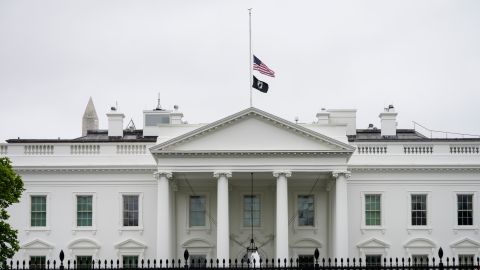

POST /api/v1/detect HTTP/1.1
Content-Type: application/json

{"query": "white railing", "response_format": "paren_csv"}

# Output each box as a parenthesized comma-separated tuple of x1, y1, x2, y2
(357, 146, 387, 154)
(116, 144, 147, 154)
(24, 145, 54, 155)
(0, 145, 7, 155)
(404, 145, 433, 154)
(70, 145, 100, 155)
(450, 145, 479, 154)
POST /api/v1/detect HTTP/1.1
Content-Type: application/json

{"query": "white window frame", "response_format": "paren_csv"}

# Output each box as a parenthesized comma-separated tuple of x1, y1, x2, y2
(361, 192, 385, 233)
(453, 191, 478, 232)
(186, 193, 210, 232)
(406, 192, 432, 233)
(240, 192, 263, 230)
(119, 193, 144, 232)
(20, 239, 54, 262)
(294, 193, 317, 230)
(27, 192, 51, 232)
(67, 238, 100, 261)
(72, 193, 97, 233)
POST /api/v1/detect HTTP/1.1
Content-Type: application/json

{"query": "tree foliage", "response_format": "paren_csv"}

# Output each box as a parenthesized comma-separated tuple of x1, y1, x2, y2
(0, 157, 25, 263)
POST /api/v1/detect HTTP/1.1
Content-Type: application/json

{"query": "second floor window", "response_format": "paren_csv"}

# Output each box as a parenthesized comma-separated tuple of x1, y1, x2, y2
(31, 195, 47, 227)
(190, 195, 206, 227)
(77, 195, 93, 227)
(411, 194, 427, 226)
(123, 195, 139, 226)
(243, 195, 261, 227)
(365, 194, 381, 226)
(457, 194, 473, 226)
(298, 195, 314, 226)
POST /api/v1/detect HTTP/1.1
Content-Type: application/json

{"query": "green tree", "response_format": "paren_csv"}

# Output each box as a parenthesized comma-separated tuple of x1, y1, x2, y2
(0, 157, 25, 264)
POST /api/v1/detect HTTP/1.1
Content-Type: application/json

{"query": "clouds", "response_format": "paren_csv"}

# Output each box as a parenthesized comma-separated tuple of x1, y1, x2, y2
(0, 0, 479, 141)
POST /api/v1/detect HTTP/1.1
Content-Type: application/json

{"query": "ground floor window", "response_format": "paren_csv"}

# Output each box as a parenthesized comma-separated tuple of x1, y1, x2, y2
(365, 255, 382, 268)
(458, 254, 474, 266)
(30, 256, 46, 270)
(76, 256, 92, 270)
(298, 255, 314, 268)
(122, 255, 138, 268)
(189, 255, 207, 268)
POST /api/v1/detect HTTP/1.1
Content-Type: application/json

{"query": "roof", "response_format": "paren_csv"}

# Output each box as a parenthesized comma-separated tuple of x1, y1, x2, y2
(349, 129, 480, 142)
(6, 129, 157, 143)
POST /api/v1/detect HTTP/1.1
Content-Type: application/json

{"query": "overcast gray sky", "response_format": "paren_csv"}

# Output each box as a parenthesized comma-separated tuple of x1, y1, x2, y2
(1, 0, 479, 142)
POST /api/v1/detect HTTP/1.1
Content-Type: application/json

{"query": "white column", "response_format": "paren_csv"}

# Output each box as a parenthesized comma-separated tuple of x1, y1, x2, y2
(273, 170, 291, 261)
(214, 171, 232, 261)
(332, 171, 350, 259)
(155, 170, 172, 260)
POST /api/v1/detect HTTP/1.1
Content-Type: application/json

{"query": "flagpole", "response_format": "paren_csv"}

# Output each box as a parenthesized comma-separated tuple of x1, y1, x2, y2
(249, 8, 253, 107)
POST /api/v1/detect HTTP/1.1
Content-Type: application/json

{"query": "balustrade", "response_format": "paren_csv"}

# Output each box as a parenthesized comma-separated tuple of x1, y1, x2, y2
(70, 145, 100, 155)
(24, 145, 54, 155)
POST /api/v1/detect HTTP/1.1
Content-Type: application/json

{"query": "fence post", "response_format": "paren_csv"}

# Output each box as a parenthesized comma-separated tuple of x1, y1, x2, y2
(438, 247, 444, 270)
(59, 250, 65, 270)
(314, 248, 319, 270)
(183, 249, 189, 268)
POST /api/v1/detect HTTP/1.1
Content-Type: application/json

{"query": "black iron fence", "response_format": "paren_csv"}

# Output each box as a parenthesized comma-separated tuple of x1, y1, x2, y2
(3, 248, 480, 270)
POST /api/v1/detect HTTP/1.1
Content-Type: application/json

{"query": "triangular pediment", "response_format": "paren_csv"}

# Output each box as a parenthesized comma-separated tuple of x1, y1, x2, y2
(357, 238, 390, 248)
(115, 239, 147, 249)
(450, 237, 480, 248)
(151, 107, 354, 154)
(21, 239, 54, 250)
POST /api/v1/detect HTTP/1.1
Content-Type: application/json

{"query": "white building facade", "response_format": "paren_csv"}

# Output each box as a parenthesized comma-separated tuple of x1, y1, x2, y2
(2, 101, 480, 266)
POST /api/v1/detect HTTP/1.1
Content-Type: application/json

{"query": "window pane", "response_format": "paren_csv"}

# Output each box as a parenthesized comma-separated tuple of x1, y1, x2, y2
(298, 195, 314, 226)
(77, 195, 93, 227)
(123, 195, 139, 226)
(412, 255, 429, 266)
(298, 255, 314, 268)
(123, 256, 138, 268)
(365, 195, 381, 226)
(411, 194, 427, 226)
(30, 256, 46, 270)
(457, 194, 473, 226)
(76, 256, 92, 270)
(366, 255, 382, 267)
(190, 255, 207, 268)
(190, 196, 206, 227)
(243, 195, 261, 227)
(31, 196, 46, 227)
(459, 255, 474, 266)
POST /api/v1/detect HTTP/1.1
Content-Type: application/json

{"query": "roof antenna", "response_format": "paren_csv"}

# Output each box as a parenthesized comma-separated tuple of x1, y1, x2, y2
(156, 93, 163, 110)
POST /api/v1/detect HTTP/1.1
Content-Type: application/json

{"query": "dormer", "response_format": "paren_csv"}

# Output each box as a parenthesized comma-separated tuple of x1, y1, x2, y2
(143, 105, 184, 136)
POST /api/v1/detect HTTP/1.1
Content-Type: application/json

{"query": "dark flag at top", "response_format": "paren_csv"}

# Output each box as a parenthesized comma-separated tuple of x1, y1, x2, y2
(252, 75, 269, 93)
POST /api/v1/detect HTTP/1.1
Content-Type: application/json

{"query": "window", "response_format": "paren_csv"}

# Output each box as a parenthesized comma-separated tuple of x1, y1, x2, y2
(76, 256, 92, 270)
(122, 255, 138, 268)
(30, 256, 46, 270)
(365, 255, 382, 268)
(31, 196, 47, 227)
(243, 195, 260, 227)
(298, 255, 314, 268)
(123, 195, 139, 226)
(458, 255, 474, 266)
(190, 255, 207, 268)
(298, 195, 314, 226)
(412, 255, 429, 266)
(411, 194, 427, 226)
(190, 195, 206, 227)
(457, 194, 473, 226)
(365, 194, 381, 226)
(77, 195, 93, 227)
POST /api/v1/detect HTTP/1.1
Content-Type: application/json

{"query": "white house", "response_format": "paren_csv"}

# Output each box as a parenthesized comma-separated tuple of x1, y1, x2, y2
(2, 99, 480, 267)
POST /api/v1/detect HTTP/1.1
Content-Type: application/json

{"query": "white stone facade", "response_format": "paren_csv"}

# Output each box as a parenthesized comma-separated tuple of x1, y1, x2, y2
(2, 104, 480, 264)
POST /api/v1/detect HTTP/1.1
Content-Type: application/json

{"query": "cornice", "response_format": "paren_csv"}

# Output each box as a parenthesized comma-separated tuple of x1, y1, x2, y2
(349, 165, 480, 172)
(152, 150, 352, 157)
(14, 166, 156, 173)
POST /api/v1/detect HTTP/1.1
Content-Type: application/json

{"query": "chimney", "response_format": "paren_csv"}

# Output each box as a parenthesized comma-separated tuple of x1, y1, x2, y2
(107, 107, 125, 137)
(170, 105, 184, 124)
(379, 105, 397, 137)
(316, 108, 330, 124)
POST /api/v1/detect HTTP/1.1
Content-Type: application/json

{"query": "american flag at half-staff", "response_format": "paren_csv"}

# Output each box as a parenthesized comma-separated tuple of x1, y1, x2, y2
(253, 55, 275, 77)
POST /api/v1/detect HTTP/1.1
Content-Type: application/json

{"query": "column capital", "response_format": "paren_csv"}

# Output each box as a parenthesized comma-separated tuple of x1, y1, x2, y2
(273, 170, 292, 178)
(332, 170, 351, 179)
(154, 170, 172, 180)
(213, 170, 232, 178)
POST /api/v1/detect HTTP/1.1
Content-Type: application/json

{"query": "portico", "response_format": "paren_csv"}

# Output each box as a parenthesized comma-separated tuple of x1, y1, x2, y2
(150, 108, 354, 260)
